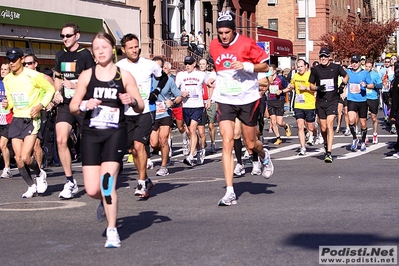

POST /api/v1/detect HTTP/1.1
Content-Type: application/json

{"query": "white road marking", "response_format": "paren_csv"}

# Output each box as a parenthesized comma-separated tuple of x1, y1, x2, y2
(336, 143, 386, 160)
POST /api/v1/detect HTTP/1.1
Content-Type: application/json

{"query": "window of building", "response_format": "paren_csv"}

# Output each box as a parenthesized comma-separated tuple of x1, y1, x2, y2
(247, 12, 251, 37)
(268, 19, 278, 31)
(297, 18, 305, 39)
(298, 53, 306, 61)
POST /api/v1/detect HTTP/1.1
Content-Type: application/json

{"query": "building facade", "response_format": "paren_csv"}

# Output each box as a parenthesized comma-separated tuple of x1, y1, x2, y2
(256, 0, 375, 67)
(0, 0, 140, 67)
(0, 0, 271, 68)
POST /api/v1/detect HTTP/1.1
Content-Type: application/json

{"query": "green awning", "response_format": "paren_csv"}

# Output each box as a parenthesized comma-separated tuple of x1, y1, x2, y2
(0, 6, 103, 33)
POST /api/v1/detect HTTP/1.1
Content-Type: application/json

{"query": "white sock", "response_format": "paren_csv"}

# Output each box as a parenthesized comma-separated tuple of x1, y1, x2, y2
(138, 180, 146, 186)
(226, 186, 234, 195)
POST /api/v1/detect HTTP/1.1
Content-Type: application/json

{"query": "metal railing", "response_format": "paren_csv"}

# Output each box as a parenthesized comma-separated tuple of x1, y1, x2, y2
(150, 38, 212, 70)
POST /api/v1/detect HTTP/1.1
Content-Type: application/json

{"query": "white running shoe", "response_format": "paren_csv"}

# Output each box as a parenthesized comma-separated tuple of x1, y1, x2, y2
(306, 136, 314, 146)
(251, 161, 262, 175)
(104, 228, 121, 248)
(243, 149, 250, 159)
(210, 142, 216, 153)
(234, 163, 245, 176)
(156, 166, 169, 176)
(182, 142, 190, 156)
(218, 192, 237, 206)
(0, 167, 12, 178)
(297, 147, 307, 156)
(372, 134, 378, 144)
(196, 149, 206, 165)
(261, 148, 274, 179)
(22, 184, 38, 198)
(146, 158, 154, 169)
(183, 155, 195, 166)
(59, 179, 79, 199)
(344, 128, 351, 136)
(36, 169, 48, 194)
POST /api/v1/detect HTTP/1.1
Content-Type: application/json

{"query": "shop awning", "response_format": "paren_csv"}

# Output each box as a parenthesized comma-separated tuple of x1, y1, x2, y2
(103, 19, 124, 46)
(0, 5, 103, 33)
(257, 35, 293, 57)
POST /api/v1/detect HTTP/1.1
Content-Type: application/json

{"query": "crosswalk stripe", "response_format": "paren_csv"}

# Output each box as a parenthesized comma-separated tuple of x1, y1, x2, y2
(163, 141, 394, 162)
(268, 144, 300, 154)
(336, 142, 386, 160)
(275, 143, 346, 161)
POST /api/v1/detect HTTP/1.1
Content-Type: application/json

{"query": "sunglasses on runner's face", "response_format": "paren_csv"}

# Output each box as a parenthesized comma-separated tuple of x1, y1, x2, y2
(23, 62, 34, 66)
(60, 33, 76, 39)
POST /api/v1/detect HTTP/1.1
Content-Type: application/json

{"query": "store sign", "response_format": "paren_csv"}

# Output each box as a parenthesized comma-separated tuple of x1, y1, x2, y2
(0, 5, 102, 33)
(0, 7, 21, 20)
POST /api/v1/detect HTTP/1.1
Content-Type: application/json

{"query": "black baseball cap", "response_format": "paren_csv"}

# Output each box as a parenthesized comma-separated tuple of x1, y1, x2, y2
(6, 47, 24, 60)
(319, 47, 330, 57)
(351, 54, 361, 62)
(184, 56, 195, 65)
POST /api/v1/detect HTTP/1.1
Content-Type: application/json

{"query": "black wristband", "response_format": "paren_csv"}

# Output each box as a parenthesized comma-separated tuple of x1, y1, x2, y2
(130, 98, 138, 108)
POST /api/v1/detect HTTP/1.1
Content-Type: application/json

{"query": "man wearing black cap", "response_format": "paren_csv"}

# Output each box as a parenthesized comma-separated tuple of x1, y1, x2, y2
(175, 55, 209, 166)
(208, 11, 273, 206)
(346, 54, 374, 152)
(309, 47, 348, 163)
(2, 47, 55, 198)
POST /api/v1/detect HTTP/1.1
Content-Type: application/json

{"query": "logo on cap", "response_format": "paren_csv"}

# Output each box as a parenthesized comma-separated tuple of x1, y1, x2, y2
(351, 54, 361, 62)
(217, 11, 233, 22)
(184, 56, 195, 64)
(319, 47, 330, 57)
(6, 47, 24, 60)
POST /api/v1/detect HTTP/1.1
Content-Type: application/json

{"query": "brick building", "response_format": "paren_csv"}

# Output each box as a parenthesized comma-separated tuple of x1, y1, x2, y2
(256, 0, 370, 67)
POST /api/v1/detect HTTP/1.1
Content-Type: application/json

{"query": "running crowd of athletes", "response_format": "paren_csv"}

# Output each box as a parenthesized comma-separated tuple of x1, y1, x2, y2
(1, 10, 398, 248)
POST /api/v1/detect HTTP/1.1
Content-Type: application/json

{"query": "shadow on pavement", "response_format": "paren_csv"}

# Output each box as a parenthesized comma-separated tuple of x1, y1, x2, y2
(151, 182, 189, 197)
(115, 211, 172, 240)
(285, 233, 399, 249)
(234, 181, 276, 198)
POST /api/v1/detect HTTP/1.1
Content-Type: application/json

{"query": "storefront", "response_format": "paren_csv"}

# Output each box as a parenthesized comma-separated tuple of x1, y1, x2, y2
(257, 27, 294, 69)
(0, 3, 137, 69)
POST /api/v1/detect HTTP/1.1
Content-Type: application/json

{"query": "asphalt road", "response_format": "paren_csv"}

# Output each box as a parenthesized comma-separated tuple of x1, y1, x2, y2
(1, 114, 399, 266)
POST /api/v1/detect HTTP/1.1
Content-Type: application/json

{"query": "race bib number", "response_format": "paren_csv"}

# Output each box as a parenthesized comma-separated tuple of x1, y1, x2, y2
(299, 84, 309, 91)
(64, 79, 78, 98)
(269, 85, 279, 94)
(219, 78, 242, 95)
(89, 105, 120, 129)
(189, 89, 199, 99)
(349, 83, 361, 94)
(295, 94, 305, 103)
(366, 88, 372, 94)
(11, 92, 29, 109)
(64, 87, 75, 98)
(156, 101, 167, 115)
(320, 79, 334, 92)
(138, 84, 149, 99)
